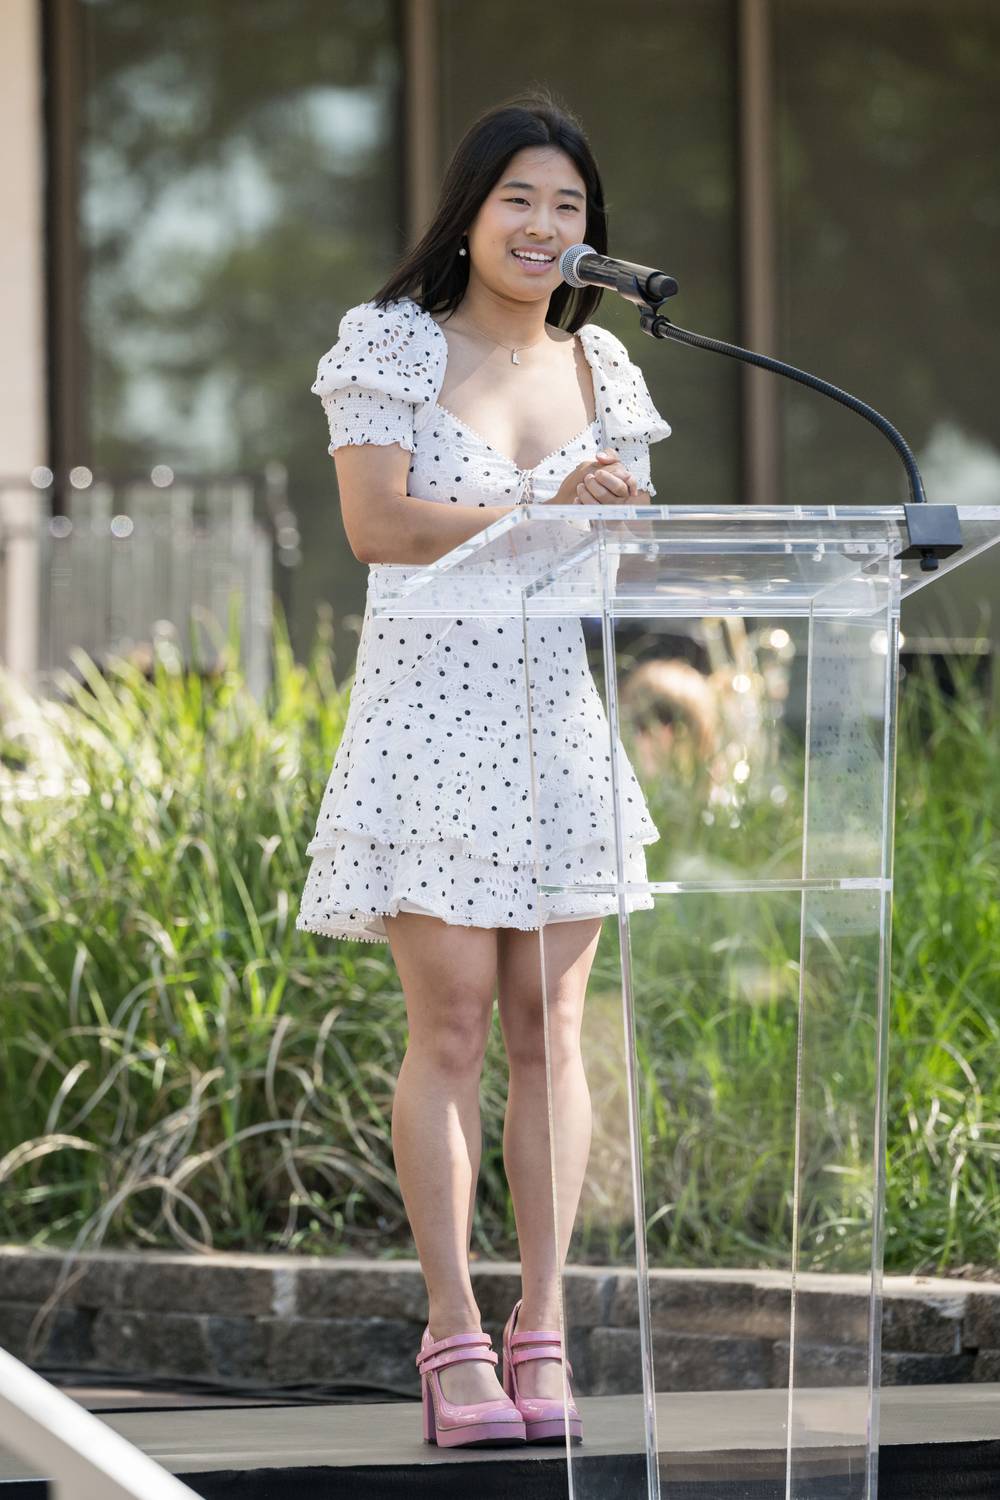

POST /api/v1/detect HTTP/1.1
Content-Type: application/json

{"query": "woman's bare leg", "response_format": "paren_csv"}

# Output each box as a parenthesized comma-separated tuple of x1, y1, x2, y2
(496, 918, 602, 1400)
(384, 911, 507, 1406)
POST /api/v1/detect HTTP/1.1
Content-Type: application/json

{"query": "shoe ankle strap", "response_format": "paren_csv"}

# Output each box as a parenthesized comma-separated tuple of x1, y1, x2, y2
(509, 1327, 572, 1377)
(416, 1331, 497, 1374)
(510, 1328, 562, 1350)
(510, 1346, 574, 1378)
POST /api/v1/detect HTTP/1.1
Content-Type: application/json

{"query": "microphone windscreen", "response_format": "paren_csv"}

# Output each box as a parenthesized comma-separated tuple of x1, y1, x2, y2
(559, 243, 596, 289)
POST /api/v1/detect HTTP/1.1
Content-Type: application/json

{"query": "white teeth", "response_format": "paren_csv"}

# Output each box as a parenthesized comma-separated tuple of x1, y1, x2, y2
(513, 251, 554, 263)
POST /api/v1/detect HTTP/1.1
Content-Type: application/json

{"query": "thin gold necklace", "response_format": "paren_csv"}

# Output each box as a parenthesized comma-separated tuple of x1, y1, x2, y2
(458, 311, 546, 365)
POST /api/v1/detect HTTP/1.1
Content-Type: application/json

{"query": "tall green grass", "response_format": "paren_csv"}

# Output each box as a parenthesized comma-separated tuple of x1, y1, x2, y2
(0, 619, 410, 1254)
(885, 671, 1000, 1271)
(596, 663, 1000, 1275)
(1, 633, 998, 1271)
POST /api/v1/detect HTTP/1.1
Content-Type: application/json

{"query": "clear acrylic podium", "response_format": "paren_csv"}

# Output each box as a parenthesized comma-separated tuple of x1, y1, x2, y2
(371, 504, 1000, 1500)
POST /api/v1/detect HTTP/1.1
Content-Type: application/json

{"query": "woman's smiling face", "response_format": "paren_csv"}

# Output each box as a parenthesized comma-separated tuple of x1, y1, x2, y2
(465, 146, 588, 304)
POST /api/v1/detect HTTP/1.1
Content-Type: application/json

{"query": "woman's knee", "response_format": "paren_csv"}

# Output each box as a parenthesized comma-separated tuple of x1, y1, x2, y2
(406, 993, 493, 1075)
(504, 1025, 547, 1073)
(502, 993, 584, 1072)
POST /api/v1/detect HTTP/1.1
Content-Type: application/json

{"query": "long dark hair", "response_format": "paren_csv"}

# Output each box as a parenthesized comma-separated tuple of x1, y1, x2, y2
(375, 94, 607, 333)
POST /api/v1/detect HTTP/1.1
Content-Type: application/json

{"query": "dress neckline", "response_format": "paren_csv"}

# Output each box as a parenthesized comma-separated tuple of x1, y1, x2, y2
(421, 306, 601, 473)
(432, 402, 601, 475)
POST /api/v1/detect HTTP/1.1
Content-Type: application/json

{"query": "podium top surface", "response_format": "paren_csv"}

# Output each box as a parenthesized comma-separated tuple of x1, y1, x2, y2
(369, 504, 1000, 620)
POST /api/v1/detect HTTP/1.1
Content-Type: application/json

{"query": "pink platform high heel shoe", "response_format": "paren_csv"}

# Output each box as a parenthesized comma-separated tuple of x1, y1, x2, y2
(417, 1328, 526, 1448)
(502, 1300, 583, 1444)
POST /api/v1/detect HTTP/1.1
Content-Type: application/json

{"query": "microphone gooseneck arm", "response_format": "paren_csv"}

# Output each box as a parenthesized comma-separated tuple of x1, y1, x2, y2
(558, 244, 962, 572)
(637, 308, 926, 505)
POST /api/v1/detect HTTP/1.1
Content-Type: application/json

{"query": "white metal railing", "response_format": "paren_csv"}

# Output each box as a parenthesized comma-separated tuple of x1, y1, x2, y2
(1, 471, 278, 695)
(37, 475, 273, 697)
(0, 478, 42, 682)
(0, 1345, 199, 1500)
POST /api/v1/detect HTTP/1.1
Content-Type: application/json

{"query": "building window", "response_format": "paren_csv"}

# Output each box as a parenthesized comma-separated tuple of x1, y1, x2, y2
(60, 0, 404, 654)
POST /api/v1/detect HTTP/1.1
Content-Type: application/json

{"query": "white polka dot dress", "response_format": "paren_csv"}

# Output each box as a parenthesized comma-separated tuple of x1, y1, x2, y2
(297, 299, 671, 943)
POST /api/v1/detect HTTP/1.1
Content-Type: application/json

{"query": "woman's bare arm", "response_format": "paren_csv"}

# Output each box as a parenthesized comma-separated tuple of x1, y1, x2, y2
(335, 443, 647, 566)
(335, 443, 514, 564)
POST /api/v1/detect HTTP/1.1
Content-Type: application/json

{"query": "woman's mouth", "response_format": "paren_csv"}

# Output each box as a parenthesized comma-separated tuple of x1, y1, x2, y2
(511, 248, 556, 269)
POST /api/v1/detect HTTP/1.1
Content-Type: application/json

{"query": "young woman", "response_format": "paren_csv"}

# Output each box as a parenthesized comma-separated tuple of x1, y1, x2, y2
(297, 96, 670, 1448)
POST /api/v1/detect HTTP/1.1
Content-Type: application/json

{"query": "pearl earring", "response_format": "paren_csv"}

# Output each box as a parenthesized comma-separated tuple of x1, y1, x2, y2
(458, 246, 467, 257)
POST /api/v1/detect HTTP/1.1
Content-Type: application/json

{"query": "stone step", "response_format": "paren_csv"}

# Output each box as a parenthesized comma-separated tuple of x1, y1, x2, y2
(1, 1246, 998, 1397)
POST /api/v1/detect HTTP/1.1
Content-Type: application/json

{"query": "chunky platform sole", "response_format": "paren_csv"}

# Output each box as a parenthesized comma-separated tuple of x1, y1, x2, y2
(502, 1300, 584, 1447)
(422, 1380, 526, 1448)
(519, 1413, 584, 1445)
(499, 1359, 584, 1445)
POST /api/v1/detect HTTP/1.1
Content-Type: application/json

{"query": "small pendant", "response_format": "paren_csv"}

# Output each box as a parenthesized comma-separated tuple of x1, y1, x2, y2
(511, 349, 519, 364)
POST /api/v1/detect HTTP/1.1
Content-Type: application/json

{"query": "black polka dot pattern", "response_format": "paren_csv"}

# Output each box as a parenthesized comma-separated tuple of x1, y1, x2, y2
(298, 299, 668, 943)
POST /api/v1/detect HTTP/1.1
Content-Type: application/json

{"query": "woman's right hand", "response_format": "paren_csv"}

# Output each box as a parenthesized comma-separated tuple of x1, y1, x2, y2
(547, 449, 638, 507)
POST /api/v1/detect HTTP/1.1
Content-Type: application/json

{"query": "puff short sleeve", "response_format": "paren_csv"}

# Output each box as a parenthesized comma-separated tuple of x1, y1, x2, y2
(578, 324, 671, 496)
(312, 298, 446, 455)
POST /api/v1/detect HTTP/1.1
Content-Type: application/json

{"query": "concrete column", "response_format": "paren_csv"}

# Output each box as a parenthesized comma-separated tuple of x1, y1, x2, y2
(0, 0, 46, 681)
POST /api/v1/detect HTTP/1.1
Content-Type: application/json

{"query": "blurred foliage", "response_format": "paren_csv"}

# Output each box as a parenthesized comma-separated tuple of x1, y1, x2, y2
(0, 614, 412, 1255)
(619, 660, 1000, 1274)
(1, 635, 999, 1271)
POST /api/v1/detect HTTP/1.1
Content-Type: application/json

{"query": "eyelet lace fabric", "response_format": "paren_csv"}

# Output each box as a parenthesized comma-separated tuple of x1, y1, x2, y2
(313, 299, 442, 414)
(298, 299, 671, 942)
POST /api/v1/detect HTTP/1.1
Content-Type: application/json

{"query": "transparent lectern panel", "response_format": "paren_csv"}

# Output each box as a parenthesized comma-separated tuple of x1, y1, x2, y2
(363, 502, 1000, 1498)
(632, 891, 799, 1494)
(534, 586, 893, 1499)
(610, 612, 807, 882)
(369, 511, 603, 618)
(784, 615, 892, 1498)
(371, 504, 1000, 623)
(372, 505, 906, 622)
(537, 905, 650, 1499)
(598, 509, 898, 623)
(785, 887, 889, 1500)
(804, 617, 894, 880)
(630, 892, 803, 1275)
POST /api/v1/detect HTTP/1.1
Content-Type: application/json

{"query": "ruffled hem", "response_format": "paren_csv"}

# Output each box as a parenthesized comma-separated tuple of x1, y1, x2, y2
(295, 830, 653, 943)
(308, 693, 658, 867)
(296, 922, 387, 944)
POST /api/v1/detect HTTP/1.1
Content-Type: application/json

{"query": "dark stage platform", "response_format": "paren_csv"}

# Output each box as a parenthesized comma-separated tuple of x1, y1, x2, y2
(2, 1385, 1000, 1499)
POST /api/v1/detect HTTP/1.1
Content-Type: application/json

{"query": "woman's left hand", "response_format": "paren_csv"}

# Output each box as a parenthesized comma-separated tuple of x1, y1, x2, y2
(547, 450, 638, 506)
(576, 449, 638, 505)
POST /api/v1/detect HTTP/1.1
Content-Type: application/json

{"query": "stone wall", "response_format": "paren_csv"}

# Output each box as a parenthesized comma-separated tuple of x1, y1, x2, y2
(2, 1246, 999, 1398)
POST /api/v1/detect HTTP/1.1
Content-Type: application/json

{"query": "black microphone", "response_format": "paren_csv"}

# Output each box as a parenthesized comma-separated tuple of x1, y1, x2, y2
(560, 243, 678, 306)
